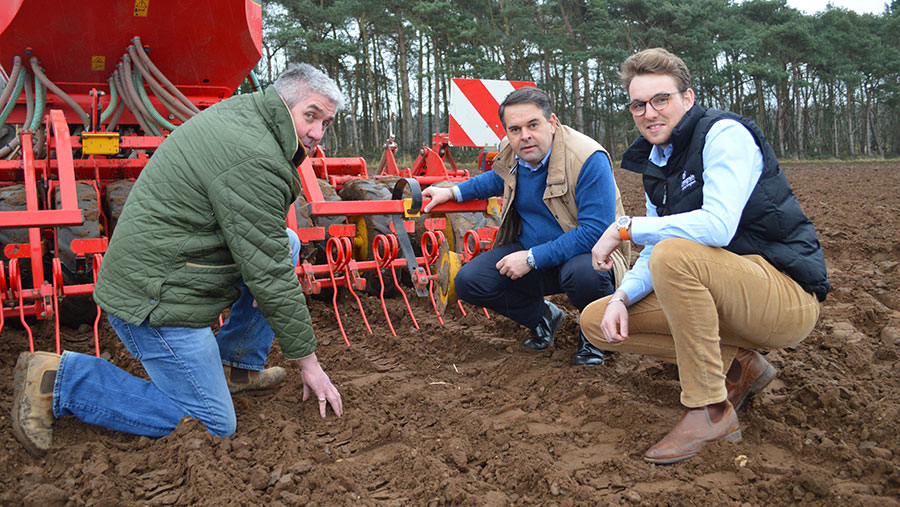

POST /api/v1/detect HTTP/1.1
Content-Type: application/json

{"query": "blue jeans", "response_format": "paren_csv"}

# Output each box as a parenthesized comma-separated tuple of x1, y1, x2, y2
(53, 229, 302, 437)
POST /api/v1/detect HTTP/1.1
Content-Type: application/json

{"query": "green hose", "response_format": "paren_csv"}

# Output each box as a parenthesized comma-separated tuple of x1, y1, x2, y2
(29, 71, 44, 131)
(249, 69, 261, 91)
(0, 69, 26, 127)
(99, 76, 118, 123)
(132, 69, 166, 134)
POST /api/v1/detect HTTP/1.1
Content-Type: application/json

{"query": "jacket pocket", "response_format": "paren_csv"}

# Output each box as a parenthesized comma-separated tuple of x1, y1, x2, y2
(168, 261, 242, 299)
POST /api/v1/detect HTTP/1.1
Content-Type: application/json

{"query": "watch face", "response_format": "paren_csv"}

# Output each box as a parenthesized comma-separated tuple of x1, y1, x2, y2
(617, 216, 630, 228)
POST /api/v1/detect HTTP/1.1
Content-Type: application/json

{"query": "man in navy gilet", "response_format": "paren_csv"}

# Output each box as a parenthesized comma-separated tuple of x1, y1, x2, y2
(585, 48, 829, 464)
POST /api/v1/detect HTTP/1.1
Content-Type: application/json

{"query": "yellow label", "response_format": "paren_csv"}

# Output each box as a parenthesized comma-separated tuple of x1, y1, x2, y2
(134, 0, 148, 16)
(91, 56, 105, 72)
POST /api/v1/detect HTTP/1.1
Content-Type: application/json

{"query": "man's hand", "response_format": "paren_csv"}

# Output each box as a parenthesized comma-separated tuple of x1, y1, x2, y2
(591, 222, 622, 272)
(601, 292, 629, 343)
(298, 353, 343, 418)
(422, 186, 456, 213)
(496, 250, 532, 280)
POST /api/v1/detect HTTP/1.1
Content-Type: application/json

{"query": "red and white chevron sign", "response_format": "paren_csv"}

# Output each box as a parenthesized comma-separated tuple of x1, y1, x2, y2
(449, 78, 536, 148)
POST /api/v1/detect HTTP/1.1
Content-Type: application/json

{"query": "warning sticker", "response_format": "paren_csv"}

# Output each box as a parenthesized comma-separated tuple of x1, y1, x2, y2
(134, 0, 148, 16)
(91, 56, 105, 72)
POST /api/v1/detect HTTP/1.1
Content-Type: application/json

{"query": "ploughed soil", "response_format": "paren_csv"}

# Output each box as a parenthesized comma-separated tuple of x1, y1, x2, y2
(1, 161, 899, 506)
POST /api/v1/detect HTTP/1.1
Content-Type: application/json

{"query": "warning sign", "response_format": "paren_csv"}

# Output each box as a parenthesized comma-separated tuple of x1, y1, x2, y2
(134, 0, 148, 16)
(448, 79, 536, 148)
(91, 56, 105, 72)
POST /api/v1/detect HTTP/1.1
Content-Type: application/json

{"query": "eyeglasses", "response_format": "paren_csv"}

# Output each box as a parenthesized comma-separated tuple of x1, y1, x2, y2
(625, 92, 679, 116)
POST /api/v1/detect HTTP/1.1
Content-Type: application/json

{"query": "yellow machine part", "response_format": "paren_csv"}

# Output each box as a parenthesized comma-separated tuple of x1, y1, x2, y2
(81, 132, 120, 155)
(434, 241, 461, 316)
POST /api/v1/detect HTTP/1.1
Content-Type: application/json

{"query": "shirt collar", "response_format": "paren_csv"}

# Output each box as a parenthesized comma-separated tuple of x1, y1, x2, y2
(649, 143, 673, 167)
(515, 145, 553, 173)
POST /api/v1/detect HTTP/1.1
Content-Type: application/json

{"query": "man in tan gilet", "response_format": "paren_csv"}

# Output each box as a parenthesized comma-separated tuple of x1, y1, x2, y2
(423, 87, 628, 366)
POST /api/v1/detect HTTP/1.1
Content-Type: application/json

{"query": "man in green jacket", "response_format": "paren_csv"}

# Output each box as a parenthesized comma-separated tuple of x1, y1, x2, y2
(11, 63, 343, 457)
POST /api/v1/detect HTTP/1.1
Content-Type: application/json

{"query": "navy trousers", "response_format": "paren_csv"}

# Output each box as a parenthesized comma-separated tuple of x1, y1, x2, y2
(454, 242, 615, 330)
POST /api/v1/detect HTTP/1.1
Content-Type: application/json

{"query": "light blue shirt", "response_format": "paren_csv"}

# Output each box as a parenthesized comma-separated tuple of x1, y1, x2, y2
(617, 119, 764, 305)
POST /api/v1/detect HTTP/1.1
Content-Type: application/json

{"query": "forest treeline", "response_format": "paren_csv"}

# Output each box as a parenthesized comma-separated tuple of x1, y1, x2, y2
(257, 0, 900, 162)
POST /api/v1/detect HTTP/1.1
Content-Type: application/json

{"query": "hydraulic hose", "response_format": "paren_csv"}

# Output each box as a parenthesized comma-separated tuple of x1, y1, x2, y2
(127, 45, 191, 121)
(30, 71, 44, 131)
(121, 55, 161, 135)
(105, 99, 125, 132)
(0, 137, 19, 158)
(99, 76, 118, 124)
(249, 70, 261, 92)
(0, 57, 23, 112)
(133, 68, 177, 131)
(23, 72, 33, 130)
(113, 68, 153, 135)
(131, 37, 200, 114)
(30, 57, 90, 130)
(0, 66, 26, 128)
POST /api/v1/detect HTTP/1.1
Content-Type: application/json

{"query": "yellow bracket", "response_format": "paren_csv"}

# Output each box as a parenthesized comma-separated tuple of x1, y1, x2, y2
(81, 132, 120, 155)
(403, 198, 421, 218)
(485, 197, 501, 216)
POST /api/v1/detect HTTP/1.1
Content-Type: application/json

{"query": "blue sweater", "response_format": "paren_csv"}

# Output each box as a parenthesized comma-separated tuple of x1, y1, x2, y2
(456, 151, 615, 268)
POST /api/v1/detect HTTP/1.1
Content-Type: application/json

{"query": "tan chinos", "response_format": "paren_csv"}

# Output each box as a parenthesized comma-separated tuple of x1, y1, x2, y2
(581, 238, 820, 407)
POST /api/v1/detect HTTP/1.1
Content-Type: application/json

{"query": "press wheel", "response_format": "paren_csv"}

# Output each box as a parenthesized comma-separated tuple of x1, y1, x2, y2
(434, 241, 461, 316)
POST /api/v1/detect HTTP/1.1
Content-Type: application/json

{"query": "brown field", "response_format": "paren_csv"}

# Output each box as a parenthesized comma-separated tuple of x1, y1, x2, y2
(1, 161, 898, 506)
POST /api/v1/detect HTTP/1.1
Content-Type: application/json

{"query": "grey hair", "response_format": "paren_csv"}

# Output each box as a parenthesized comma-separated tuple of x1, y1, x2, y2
(274, 63, 345, 111)
(498, 87, 553, 128)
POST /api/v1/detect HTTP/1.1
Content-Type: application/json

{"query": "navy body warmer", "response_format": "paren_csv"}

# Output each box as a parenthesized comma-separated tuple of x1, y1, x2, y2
(620, 105, 830, 301)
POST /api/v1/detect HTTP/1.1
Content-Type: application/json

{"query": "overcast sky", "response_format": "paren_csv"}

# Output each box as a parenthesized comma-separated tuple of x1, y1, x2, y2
(785, 0, 890, 14)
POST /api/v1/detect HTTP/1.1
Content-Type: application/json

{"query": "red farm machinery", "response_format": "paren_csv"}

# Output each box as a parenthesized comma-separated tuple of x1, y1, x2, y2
(0, 0, 516, 351)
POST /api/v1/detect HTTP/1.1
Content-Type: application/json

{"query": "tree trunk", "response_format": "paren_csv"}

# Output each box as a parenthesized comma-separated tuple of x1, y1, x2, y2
(846, 83, 855, 156)
(417, 30, 424, 147)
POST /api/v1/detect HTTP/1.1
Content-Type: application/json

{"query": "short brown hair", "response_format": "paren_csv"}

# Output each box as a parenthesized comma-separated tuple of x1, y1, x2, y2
(498, 86, 553, 128)
(619, 48, 691, 93)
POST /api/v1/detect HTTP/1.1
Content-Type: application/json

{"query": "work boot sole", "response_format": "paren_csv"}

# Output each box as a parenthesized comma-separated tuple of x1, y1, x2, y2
(12, 352, 49, 457)
(733, 363, 777, 411)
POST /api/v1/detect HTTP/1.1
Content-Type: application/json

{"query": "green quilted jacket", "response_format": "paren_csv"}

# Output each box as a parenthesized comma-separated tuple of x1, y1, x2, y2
(93, 85, 316, 359)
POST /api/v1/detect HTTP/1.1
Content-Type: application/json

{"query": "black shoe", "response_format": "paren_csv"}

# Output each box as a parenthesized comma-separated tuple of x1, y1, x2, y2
(523, 300, 564, 350)
(572, 331, 606, 366)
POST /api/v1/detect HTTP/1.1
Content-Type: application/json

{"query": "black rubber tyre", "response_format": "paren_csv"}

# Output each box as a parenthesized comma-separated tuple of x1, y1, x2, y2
(0, 184, 32, 286)
(105, 179, 134, 236)
(54, 182, 102, 327)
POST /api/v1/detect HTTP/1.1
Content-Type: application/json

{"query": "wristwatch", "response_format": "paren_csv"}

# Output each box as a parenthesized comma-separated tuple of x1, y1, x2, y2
(526, 249, 536, 269)
(616, 215, 632, 241)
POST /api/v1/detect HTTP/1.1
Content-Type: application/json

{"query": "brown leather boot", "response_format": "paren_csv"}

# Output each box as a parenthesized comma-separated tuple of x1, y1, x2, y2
(224, 365, 286, 394)
(644, 401, 742, 464)
(726, 349, 777, 411)
(12, 351, 61, 457)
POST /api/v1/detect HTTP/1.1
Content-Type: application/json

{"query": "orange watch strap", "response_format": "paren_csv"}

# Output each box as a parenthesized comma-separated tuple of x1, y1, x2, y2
(618, 225, 630, 241)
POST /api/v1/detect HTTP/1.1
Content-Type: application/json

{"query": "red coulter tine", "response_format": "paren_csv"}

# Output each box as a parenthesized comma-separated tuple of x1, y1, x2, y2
(461, 230, 490, 318)
(0, 261, 6, 336)
(8, 259, 34, 353)
(339, 237, 372, 336)
(379, 234, 419, 331)
(420, 230, 445, 325)
(373, 234, 398, 337)
(51, 258, 64, 354)
(91, 254, 103, 357)
(325, 237, 352, 347)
